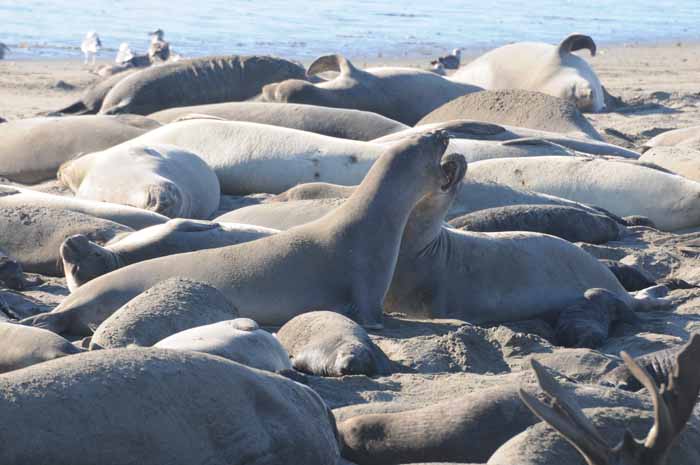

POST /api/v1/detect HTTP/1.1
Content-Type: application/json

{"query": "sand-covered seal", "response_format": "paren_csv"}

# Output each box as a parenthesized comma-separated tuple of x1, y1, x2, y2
(58, 144, 220, 219)
(451, 34, 605, 112)
(0, 185, 167, 230)
(154, 318, 292, 373)
(416, 89, 602, 140)
(89, 278, 239, 349)
(0, 203, 132, 275)
(24, 131, 460, 335)
(277, 311, 391, 377)
(54, 68, 139, 115)
(448, 204, 624, 244)
(640, 146, 700, 182)
(0, 348, 340, 465)
(0, 115, 159, 183)
(99, 55, 306, 115)
(466, 155, 700, 231)
(60, 219, 277, 291)
(148, 101, 409, 140)
(0, 322, 84, 373)
(262, 54, 481, 125)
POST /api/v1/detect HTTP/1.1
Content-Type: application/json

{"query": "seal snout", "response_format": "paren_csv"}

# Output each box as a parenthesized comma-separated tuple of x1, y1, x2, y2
(439, 153, 467, 192)
(60, 234, 90, 261)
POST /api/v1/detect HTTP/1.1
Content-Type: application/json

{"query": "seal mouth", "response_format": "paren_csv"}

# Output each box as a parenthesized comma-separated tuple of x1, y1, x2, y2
(439, 153, 467, 192)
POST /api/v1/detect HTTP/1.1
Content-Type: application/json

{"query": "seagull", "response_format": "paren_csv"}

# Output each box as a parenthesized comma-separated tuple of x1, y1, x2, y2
(437, 48, 461, 70)
(430, 60, 446, 76)
(0, 42, 10, 60)
(81, 31, 102, 65)
(115, 43, 134, 64)
(148, 29, 170, 63)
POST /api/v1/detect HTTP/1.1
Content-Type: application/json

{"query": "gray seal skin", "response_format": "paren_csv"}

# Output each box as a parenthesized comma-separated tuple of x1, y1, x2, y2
(0, 203, 133, 276)
(0, 322, 84, 373)
(154, 318, 293, 373)
(23, 131, 460, 335)
(262, 54, 482, 125)
(276, 311, 391, 377)
(0, 115, 160, 184)
(54, 68, 139, 115)
(599, 259, 656, 292)
(99, 55, 306, 115)
(60, 219, 278, 291)
(448, 204, 624, 244)
(0, 348, 340, 465)
(416, 89, 603, 141)
(600, 345, 683, 391)
(58, 144, 221, 219)
(148, 101, 409, 141)
(0, 185, 167, 230)
(89, 278, 239, 349)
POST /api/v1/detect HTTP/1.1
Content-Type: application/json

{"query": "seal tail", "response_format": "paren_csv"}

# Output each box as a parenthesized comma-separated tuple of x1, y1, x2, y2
(630, 284, 671, 312)
(558, 33, 596, 57)
(307, 54, 358, 78)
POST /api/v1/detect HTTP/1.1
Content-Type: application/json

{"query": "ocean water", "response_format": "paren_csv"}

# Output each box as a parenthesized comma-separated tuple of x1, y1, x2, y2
(0, 0, 698, 60)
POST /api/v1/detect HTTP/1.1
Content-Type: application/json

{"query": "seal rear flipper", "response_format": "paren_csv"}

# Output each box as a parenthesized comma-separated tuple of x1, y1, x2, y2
(631, 284, 671, 312)
(172, 113, 227, 123)
(558, 33, 597, 57)
(276, 368, 308, 384)
(53, 100, 91, 115)
(424, 120, 507, 140)
(307, 54, 359, 78)
(19, 312, 73, 336)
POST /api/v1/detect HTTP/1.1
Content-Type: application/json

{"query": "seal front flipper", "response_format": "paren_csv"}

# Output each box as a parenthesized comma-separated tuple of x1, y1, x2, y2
(558, 33, 597, 57)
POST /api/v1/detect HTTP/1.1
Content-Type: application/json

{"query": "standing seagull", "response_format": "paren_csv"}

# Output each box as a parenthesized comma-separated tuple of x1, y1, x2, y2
(437, 48, 461, 70)
(0, 42, 9, 60)
(81, 31, 102, 65)
(429, 60, 446, 76)
(148, 29, 170, 63)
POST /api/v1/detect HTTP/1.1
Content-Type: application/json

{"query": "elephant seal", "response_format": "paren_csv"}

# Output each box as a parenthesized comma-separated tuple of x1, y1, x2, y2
(262, 54, 481, 125)
(58, 144, 220, 219)
(448, 204, 624, 244)
(416, 89, 602, 140)
(643, 125, 700, 151)
(466, 155, 700, 231)
(600, 344, 682, 391)
(54, 68, 139, 115)
(0, 348, 340, 465)
(0, 204, 132, 276)
(154, 318, 292, 373)
(0, 322, 83, 373)
(0, 115, 160, 183)
(276, 311, 391, 377)
(0, 185, 167, 230)
(640, 146, 700, 182)
(383, 157, 666, 323)
(23, 131, 460, 335)
(61, 219, 277, 291)
(99, 55, 306, 115)
(148, 102, 409, 141)
(89, 278, 239, 349)
(451, 34, 605, 112)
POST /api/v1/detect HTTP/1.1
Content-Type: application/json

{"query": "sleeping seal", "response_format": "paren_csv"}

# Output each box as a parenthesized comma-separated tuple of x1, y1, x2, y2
(0, 322, 83, 373)
(58, 144, 220, 219)
(451, 33, 605, 112)
(23, 131, 461, 335)
(262, 54, 481, 125)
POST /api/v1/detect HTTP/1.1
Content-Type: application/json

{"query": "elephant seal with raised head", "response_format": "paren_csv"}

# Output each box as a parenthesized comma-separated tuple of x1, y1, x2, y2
(99, 55, 306, 115)
(24, 131, 462, 335)
(0, 115, 159, 183)
(58, 144, 220, 219)
(61, 219, 277, 291)
(262, 54, 481, 125)
(451, 33, 605, 112)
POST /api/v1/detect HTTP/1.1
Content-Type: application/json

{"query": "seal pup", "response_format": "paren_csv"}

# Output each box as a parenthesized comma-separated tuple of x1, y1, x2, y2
(0, 322, 83, 373)
(99, 55, 306, 115)
(23, 131, 460, 335)
(416, 89, 603, 140)
(154, 318, 292, 373)
(60, 219, 277, 291)
(0, 115, 159, 183)
(276, 311, 391, 377)
(0, 185, 167, 230)
(58, 144, 221, 219)
(80, 31, 101, 64)
(466, 155, 700, 231)
(0, 203, 132, 276)
(148, 101, 409, 140)
(89, 278, 239, 349)
(261, 54, 482, 125)
(451, 34, 605, 112)
(0, 349, 340, 465)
